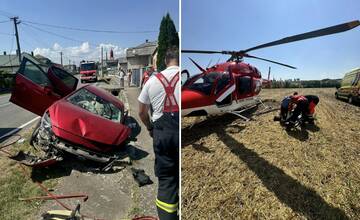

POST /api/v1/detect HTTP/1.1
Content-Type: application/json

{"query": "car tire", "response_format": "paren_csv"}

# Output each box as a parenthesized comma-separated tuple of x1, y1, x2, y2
(348, 96, 353, 104)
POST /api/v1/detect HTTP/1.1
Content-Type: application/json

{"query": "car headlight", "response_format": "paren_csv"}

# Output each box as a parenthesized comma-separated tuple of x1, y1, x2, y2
(39, 111, 52, 140)
(41, 111, 52, 129)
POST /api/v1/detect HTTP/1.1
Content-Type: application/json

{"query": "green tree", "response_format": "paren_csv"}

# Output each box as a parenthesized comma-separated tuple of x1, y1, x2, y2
(157, 13, 179, 71)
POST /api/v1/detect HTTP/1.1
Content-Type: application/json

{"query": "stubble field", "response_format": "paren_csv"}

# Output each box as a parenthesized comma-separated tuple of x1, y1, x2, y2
(182, 88, 360, 219)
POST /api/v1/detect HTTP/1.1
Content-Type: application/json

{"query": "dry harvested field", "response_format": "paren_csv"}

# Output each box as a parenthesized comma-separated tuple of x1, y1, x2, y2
(182, 88, 360, 219)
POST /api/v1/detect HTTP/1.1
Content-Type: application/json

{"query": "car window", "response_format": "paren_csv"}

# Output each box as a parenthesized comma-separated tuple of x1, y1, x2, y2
(21, 59, 51, 86)
(67, 88, 122, 123)
(51, 67, 77, 90)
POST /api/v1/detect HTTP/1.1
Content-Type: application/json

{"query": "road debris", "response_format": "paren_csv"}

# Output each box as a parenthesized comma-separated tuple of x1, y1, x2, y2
(131, 168, 153, 187)
(19, 193, 88, 202)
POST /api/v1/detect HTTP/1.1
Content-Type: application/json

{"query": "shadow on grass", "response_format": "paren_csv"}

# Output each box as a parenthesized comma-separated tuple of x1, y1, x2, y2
(191, 143, 213, 153)
(217, 129, 348, 220)
(182, 113, 246, 147)
(285, 123, 321, 142)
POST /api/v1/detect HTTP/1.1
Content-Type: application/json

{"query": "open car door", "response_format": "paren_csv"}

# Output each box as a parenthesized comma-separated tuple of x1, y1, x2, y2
(10, 53, 78, 116)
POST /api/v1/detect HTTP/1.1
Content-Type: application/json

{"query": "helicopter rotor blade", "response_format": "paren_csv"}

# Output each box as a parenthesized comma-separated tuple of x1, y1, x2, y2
(244, 54, 297, 69)
(243, 20, 360, 53)
(182, 49, 224, 54)
(188, 57, 206, 72)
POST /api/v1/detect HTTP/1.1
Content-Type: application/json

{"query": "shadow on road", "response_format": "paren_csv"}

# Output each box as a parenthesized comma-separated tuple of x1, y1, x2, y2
(31, 162, 72, 182)
(126, 143, 149, 161)
(0, 128, 21, 143)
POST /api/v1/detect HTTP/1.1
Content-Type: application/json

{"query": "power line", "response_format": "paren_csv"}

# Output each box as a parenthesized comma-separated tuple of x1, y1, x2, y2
(0, 32, 13, 36)
(22, 22, 84, 43)
(22, 20, 157, 34)
(21, 24, 52, 48)
(22, 22, 107, 48)
(0, 9, 17, 19)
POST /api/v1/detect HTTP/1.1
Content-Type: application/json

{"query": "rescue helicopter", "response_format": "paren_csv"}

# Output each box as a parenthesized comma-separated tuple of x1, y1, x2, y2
(181, 20, 360, 120)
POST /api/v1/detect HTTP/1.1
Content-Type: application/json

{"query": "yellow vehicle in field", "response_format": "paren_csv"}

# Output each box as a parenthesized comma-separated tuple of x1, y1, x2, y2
(335, 68, 360, 104)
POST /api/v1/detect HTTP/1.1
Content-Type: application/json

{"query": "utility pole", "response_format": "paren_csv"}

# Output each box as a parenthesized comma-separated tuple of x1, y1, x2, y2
(60, 52, 63, 66)
(101, 47, 103, 78)
(11, 17, 21, 63)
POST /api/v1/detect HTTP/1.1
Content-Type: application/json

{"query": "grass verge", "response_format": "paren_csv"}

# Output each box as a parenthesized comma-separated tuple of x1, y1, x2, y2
(0, 130, 59, 220)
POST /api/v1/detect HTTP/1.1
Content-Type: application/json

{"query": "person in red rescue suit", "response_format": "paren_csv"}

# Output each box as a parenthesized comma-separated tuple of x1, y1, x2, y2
(141, 66, 155, 88)
(138, 46, 179, 220)
(287, 94, 320, 124)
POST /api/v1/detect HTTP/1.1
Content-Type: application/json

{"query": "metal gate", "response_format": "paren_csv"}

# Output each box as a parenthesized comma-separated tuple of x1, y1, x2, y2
(131, 68, 142, 87)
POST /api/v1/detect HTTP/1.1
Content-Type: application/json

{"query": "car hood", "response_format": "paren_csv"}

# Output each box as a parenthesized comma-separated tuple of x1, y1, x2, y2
(48, 99, 131, 146)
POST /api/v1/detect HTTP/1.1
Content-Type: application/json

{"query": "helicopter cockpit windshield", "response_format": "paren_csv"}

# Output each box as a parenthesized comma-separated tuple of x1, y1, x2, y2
(187, 72, 230, 96)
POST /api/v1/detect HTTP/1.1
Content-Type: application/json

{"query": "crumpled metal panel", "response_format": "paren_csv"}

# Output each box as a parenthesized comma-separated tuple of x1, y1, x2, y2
(48, 99, 131, 151)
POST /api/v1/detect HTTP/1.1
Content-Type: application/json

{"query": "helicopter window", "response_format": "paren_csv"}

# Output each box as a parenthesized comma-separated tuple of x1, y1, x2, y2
(254, 79, 261, 93)
(237, 76, 252, 95)
(188, 72, 220, 95)
(215, 74, 230, 95)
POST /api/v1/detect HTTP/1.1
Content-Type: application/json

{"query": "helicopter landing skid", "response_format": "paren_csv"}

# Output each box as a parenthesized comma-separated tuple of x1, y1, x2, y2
(227, 104, 258, 121)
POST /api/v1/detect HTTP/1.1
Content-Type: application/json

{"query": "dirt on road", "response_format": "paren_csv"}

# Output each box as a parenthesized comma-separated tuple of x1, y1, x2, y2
(182, 88, 360, 219)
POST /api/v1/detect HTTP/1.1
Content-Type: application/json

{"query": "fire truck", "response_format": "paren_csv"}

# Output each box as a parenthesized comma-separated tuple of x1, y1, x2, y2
(80, 61, 98, 83)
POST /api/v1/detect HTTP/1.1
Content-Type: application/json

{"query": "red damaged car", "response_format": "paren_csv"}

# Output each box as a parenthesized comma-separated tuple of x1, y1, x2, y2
(10, 53, 131, 167)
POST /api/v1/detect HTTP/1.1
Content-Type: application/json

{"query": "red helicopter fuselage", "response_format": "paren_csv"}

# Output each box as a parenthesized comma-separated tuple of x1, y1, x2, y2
(182, 61, 262, 117)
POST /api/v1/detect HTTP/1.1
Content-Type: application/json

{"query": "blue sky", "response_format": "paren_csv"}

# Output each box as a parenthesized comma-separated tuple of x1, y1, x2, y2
(0, 0, 178, 64)
(182, 0, 360, 80)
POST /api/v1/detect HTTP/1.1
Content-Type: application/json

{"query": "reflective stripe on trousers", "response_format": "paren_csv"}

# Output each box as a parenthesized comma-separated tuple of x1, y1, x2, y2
(156, 198, 178, 213)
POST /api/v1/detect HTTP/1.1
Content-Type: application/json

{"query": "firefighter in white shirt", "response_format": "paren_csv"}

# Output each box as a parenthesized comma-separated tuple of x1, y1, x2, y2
(138, 46, 179, 220)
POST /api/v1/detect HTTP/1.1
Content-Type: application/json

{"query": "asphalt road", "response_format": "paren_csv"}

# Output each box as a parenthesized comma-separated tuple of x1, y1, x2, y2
(0, 93, 39, 139)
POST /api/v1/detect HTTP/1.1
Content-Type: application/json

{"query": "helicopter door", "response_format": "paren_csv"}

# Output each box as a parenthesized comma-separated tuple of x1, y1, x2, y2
(236, 76, 252, 98)
(215, 73, 234, 106)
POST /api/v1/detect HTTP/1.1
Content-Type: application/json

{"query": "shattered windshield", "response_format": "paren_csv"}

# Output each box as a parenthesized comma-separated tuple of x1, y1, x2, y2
(67, 88, 122, 123)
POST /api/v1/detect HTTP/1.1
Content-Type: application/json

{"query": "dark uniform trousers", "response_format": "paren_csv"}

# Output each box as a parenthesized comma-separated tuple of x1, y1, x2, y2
(289, 99, 309, 122)
(153, 112, 179, 220)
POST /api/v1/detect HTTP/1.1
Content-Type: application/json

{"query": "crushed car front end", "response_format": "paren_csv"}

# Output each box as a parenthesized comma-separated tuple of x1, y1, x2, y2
(29, 86, 132, 165)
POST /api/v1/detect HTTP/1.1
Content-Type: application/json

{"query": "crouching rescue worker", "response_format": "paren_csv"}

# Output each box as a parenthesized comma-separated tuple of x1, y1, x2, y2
(138, 46, 179, 220)
(279, 92, 298, 121)
(287, 94, 319, 125)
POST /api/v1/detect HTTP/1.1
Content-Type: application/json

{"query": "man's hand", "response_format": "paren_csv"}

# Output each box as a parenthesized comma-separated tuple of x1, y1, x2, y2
(138, 101, 153, 138)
